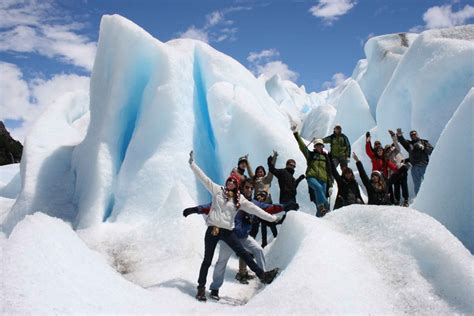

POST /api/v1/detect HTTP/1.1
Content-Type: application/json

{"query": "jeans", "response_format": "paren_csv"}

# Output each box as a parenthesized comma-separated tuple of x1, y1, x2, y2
(411, 164, 427, 195)
(307, 177, 327, 208)
(393, 168, 409, 202)
(209, 236, 265, 291)
(197, 226, 263, 289)
(261, 221, 278, 248)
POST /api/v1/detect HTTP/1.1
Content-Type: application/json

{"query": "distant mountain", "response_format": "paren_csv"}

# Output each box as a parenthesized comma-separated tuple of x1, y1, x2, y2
(0, 121, 22, 165)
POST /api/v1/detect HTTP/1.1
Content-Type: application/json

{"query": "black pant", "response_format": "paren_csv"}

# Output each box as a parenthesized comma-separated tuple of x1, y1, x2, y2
(197, 226, 264, 289)
(261, 221, 278, 247)
(393, 169, 409, 201)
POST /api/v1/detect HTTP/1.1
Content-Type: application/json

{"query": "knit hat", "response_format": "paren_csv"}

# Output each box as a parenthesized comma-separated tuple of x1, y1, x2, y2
(227, 173, 241, 188)
(371, 170, 383, 179)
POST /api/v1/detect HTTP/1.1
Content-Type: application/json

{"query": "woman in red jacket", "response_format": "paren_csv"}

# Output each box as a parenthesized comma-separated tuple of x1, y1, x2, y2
(365, 134, 397, 178)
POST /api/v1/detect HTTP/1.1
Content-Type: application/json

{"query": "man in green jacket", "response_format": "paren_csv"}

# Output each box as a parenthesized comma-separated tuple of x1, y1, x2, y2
(292, 125, 332, 217)
(323, 124, 351, 170)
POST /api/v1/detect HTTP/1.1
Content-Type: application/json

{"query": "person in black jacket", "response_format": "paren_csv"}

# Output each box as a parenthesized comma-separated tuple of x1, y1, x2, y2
(328, 154, 364, 209)
(353, 152, 407, 205)
(267, 156, 305, 204)
(396, 128, 433, 195)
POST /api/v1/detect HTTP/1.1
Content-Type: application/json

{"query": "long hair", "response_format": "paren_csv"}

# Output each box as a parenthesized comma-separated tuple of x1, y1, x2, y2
(253, 165, 266, 181)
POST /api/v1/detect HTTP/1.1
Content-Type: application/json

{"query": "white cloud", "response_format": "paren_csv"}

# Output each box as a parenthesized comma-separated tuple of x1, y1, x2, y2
(309, 0, 357, 24)
(0, 0, 96, 71)
(256, 61, 299, 82)
(247, 49, 280, 63)
(179, 26, 209, 43)
(247, 49, 298, 82)
(179, 6, 251, 43)
(322, 72, 347, 89)
(423, 4, 474, 29)
(0, 62, 89, 142)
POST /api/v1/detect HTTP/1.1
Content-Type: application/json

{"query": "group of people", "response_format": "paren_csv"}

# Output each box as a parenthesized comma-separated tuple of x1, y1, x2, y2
(183, 123, 433, 302)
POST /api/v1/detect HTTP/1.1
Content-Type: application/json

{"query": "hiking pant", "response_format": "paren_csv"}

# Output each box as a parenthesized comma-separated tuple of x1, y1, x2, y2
(261, 220, 278, 248)
(393, 168, 409, 202)
(411, 164, 427, 195)
(307, 177, 328, 208)
(198, 226, 263, 289)
(332, 156, 348, 170)
(209, 236, 265, 291)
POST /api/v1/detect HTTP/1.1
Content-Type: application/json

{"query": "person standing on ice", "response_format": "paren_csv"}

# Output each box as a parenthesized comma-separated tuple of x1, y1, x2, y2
(328, 153, 364, 209)
(322, 124, 351, 170)
(396, 129, 433, 195)
(187, 151, 279, 302)
(266, 155, 305, 205)
(386, 130, 410, 206)
(353, 152, 407, 205)
(365, 131, 398, 178)
(292, 124, 332, 217)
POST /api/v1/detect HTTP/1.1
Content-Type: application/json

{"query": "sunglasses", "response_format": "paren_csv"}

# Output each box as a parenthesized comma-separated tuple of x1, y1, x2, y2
(287, 164, 296, 168)
(410, 133, 417, 137)
(227, 179, 237, 184)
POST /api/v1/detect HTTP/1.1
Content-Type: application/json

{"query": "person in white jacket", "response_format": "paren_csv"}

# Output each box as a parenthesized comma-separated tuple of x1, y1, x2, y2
(188, 151, 280, 302)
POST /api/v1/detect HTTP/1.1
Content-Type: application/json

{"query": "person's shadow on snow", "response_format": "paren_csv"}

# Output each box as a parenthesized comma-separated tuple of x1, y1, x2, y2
(147, 278, 196, 297)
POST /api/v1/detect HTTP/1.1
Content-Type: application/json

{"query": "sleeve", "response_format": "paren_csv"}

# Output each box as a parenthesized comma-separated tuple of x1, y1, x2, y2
(197, 203, 212, 215)
(294, 132, 309, 160)
(190, 162, 220, 195)
(240, 198, 277, 222)
(329, 155, 342, 184)
(263, 154, 277, 184)
(295, 174, 305, 188)
(344, 134, 351, 158)
(397, 135, 410, 152)
(356, 161, 371, 190)
(391, 134, 401, 152)
(365, 140, 375, 159)
(322, 135, 332, 144)
(268, 159, 283, 179)
(424, 140, 434, 155)
(247, 159, 255, 178)
(387, 160, 398, 172)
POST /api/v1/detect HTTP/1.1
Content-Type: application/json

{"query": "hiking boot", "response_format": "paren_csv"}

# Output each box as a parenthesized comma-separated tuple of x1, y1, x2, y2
(195, 287, 207, 302)
(235, 272, 249, 284)
(259, 268, 279, 284)
(316, 205, 328, 218)
(402, 200, 409, 207)
(209, 289, 220, 301)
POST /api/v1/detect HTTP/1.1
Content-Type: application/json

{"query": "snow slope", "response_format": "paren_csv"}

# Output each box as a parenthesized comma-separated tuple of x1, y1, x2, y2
(413, 89, 474, 252)
(2, 206, 472, 314)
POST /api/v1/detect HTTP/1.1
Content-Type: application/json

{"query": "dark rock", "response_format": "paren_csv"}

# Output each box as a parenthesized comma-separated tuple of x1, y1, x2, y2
(0, 121, 23, 165)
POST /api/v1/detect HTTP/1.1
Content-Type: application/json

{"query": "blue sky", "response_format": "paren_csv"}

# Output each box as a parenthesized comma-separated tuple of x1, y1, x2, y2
(1, 0, 473, 139)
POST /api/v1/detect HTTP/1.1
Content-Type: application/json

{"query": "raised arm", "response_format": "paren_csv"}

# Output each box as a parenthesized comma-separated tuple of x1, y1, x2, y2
(267, 155, 284, 179)
(329, 154, 342, 183)
(246, 155, 255, 178)
(263, 151, 278, 184)
(240, 198, 278, 222)
(365, 139, 375, 159)
(353, 152, 370, 190)
(189, 151, 220, 195)
(293, 132, 309, 159)
(396, 129, 410, 152)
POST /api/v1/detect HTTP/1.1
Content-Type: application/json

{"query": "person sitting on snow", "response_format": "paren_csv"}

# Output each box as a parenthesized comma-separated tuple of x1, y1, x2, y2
(396, 128, 433, 195)
(292, 124, 332, 217)
(186, 151, 280, 302)
(322, 124, 351, 170)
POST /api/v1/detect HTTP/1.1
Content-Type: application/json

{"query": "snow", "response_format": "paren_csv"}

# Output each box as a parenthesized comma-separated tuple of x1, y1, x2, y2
(376, 25, 474, 146)
(0, 14, 473, 314)
(413, 89, 474, 252)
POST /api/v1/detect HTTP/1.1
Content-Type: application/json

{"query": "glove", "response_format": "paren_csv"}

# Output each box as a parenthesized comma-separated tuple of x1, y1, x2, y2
(415, 143, 424, 150)
(273, 150, 278, 157)
(188, 150, 194, 165)
(183, 207, 199, 217)
(283, 202, 299, 212)
(267, 155, 273, 166)
(366, 131, 370, 138)
(388, 130, 395, 137)
(396, 128, 403, 136)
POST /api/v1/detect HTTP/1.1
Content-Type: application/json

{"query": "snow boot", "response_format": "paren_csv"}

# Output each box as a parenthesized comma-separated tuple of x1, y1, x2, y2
(402, 200, 409, 207)
(195, 287, 207, 302)
(235, 272, 250, 284)
(260, 268, 279, 284)
(316, 205, 328, 218)
(209, 289, 220, 301)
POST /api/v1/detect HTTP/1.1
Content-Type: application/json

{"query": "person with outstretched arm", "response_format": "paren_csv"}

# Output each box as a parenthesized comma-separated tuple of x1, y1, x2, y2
(353, 152, 407, 205)
(187, 151, 280, 302)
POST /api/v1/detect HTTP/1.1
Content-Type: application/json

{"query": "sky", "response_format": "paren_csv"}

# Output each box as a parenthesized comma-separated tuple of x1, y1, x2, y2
(1, 0, 473, 141)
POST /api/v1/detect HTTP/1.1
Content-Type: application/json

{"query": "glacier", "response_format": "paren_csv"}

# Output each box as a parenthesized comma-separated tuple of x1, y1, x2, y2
(0, 14, 473, 314)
